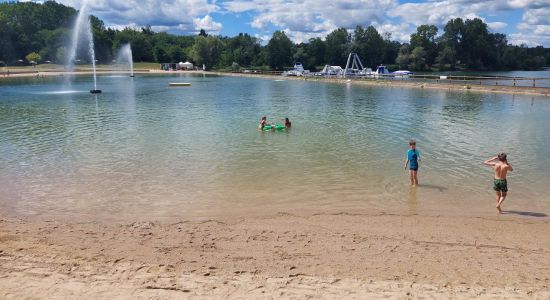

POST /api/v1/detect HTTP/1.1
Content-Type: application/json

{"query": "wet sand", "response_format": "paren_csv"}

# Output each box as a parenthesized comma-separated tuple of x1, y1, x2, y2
(1, 211, 549, 298)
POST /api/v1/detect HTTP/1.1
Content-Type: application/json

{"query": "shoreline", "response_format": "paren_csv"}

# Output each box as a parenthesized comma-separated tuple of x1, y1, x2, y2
(1, 69, 549, 97)
(211, 71, 550, 98)
(1, 211, 549, 298)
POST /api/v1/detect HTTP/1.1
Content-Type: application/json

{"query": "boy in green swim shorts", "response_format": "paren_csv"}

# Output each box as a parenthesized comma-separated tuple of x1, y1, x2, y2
(483, 153, 513, 213)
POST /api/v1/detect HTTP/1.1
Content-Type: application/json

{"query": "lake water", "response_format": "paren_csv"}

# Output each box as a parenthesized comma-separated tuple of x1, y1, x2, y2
(1, 74, 549, 221)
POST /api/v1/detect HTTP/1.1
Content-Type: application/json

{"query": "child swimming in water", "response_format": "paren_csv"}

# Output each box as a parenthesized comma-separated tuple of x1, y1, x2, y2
(258, 116, 272, 130)
(284, 117, 291, 128)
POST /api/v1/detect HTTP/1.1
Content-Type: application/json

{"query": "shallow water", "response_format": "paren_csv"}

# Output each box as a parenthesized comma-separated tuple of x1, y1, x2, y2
(1, 74, 549, 221)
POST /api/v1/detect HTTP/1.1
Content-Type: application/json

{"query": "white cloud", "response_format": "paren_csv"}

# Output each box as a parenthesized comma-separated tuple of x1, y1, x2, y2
(221, 0, 550, 45)
(253, 33, 271, 45)
(375, 23, 414, 43)
(55, 0, 220, 34)
(488, 21, 508, 30)
(193, 15, 223, 34)
(507, 0, 549, 9)
(388, 1, 480, 27)
(223, 0, 398, 42)
(522, 7, 550, 25)
(223, 1, 260, 13)
(508, 7, 550, 46)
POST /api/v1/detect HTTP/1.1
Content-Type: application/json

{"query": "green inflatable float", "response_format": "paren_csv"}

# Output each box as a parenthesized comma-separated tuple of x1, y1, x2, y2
(263, 124, 286, 131)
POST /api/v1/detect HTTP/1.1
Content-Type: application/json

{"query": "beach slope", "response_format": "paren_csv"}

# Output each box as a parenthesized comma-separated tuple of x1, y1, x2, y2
(1, 212, 549, 298)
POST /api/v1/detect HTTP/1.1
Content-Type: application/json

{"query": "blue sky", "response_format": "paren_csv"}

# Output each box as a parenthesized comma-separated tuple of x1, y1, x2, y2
(12, 0, 550, 46)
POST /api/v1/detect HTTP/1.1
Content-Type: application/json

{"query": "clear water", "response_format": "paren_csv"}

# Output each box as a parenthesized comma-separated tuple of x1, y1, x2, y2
(1, 74, 549, 221)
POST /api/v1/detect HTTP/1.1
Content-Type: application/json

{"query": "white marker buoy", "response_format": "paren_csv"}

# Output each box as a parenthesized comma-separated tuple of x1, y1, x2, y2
(168, 83, 191, 87)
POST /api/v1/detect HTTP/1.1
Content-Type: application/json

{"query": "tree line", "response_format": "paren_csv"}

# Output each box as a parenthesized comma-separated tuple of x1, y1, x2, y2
(1, 1, 548, 71)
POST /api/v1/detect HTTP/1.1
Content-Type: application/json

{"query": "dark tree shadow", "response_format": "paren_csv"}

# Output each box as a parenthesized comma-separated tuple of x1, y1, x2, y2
(502, 210, 548, 218)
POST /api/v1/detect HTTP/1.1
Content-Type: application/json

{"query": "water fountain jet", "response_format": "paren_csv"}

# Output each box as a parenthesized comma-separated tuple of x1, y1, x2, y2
(66, 1, 101, 93)
(116, 44, 134, 77)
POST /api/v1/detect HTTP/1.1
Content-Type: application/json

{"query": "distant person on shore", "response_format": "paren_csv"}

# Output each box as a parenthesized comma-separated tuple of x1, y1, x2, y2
(405, 139, 420, 186)
(483, 153, 513, 213)
(284, 117, 291, 128)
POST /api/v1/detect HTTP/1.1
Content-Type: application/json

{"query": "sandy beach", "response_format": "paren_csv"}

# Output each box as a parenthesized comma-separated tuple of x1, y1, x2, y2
(1, 210, 549, 299)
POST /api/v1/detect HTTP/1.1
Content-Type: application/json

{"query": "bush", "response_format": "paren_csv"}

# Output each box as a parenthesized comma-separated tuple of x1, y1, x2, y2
(25, 52, 42, 64)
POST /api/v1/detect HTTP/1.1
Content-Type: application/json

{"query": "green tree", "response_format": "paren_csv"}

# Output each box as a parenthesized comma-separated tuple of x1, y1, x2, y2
(0, 14, 15, 62)
(113, 27, 153, 62)
(167, 45, 186, 62)
(440, 18, 464, 60)
(293, 44, 308, 68)
(231, 61, 240, 71)
(25, 52, 41, 63)
(354, 25, 385, 68)
(91, 16, 113, 63)
(55, 46, 67, 64)
(325, 28, 350, 66)
(410, 47, 426, 70)
(461, 18, 492, 69)
(383, 33, 401, 66)
(395, 44, 411, 68)
(304, 37, 326, 70)
(435, 46, 456, 70)
(410, 25, 438, 66)
(153, 45, 169, 62)
(224, 33, 261, 67)
(266, 30, 293, 70)
(190, 35, 222, 69)
(2, 1, 549, 71)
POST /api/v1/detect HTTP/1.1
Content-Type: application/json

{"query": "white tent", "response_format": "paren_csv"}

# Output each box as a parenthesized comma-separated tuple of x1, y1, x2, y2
(178, 61, 194, 70)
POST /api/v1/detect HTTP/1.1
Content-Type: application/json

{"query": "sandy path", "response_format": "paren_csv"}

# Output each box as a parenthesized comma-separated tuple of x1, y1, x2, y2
(1, 212, 549, 298)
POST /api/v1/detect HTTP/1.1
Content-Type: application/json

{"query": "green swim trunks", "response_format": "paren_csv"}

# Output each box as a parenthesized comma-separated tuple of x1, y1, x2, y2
(493, 179, 508, 193)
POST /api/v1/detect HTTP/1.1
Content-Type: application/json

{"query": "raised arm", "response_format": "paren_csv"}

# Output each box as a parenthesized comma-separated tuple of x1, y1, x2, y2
(507, 162, 513, 171)
(483, 156, 498, 166)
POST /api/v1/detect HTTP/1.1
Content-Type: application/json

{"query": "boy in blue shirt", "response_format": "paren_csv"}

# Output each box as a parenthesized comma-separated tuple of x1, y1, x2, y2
(405, 140, 420, 186)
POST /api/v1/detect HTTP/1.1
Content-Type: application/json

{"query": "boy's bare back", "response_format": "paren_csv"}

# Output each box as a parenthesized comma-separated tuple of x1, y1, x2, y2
(493, 162, 512, 179)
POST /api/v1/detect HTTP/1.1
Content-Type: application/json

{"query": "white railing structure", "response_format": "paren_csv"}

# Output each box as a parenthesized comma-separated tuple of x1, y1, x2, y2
(343, 53, 365, 78)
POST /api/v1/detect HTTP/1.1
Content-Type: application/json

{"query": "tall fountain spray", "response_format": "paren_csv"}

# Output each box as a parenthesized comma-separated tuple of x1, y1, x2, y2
(116, 44, 134, 77)
(66, 1, 101, 93)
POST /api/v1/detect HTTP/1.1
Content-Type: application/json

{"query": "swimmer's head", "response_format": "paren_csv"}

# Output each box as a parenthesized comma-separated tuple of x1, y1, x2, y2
(409, 139, 416, 148)
(262, 116, 267, 121)
(498, 153, 507, 162)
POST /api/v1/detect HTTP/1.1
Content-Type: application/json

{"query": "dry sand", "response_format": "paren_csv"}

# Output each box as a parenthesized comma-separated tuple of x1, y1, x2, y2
(1, 211, 549, 299)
